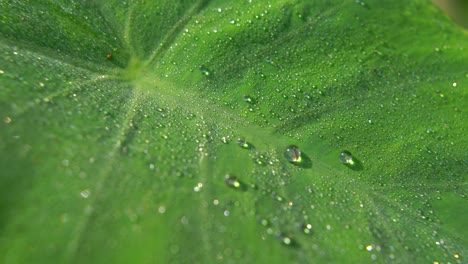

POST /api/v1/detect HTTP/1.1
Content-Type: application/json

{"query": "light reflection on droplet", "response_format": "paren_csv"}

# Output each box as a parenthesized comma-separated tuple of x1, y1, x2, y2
(80, 189, 90, 199)
(284, 145, 301, 163)
(3, 116, 12, 124)
(158, 206, 166, 214)
(193, 183, 203, 192)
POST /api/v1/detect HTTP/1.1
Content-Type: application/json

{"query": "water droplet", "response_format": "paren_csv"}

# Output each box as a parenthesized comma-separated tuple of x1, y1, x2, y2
(80, 189, 90, 199)
(300, 223, 313, 235)
(366, 244, 374, 251)
(200, 65, 211, 76)
(3, 116, 12, 124)
(243, 94, 253, 103)
(276, 232, 294, 246)
(284, 145, 301, 163)
(236, 137, 250, 149)
(220, 136, 230, 143)
(224, 174, 241, 188)
(339, 151, 354, 165)
(272, 192, 284, 202)
(158, 206, 166, 214)
(193, 182, 203, 192)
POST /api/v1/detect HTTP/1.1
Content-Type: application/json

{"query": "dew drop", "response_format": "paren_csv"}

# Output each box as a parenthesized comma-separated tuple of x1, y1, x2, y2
(80, 189, 90, 199)
(300, 223, 313, 235)
(193, 182, 203, 192)
(339, 151, 354, 165)
(243, 94, 253, 103)
(272, 192, 284, 202)
(3, 116, 12, 124)
(200, 65, 211, 76)
(220, 136, 230, 144)
(236, 137, 250, 149)
(275, 232, 294, 246)
(224, 174, 241, 188)
(284, 145, 301, 163)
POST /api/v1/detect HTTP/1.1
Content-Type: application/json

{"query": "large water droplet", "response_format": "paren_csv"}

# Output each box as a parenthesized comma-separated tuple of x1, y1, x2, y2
(339, 150, 354, 165)
(284, 145, 301, 163)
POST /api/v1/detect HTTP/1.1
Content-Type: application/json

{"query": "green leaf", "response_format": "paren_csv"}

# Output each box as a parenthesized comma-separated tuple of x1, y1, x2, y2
(1, 0, 467, 263)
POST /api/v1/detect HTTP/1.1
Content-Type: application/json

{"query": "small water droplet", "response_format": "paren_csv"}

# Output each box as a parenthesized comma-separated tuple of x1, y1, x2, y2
(300, 223, 313, 235)
(272, 192, 284, 202)
(284, 145, 301, 163)
(158, 206, 166, 214)
(454, 253, 460, 259)
(3, 116, 12, 124)
(224, 174, 241, 188)
(220, 136, 230, 143)
(339, 151, 354, 165)
(366, 244, 374, 251)
(200, 65, 211, 76)
(275, 232, 294, 246)
(243, 94, 253, 103)
(80, 189, 90, 199)
(236, 137, 250, 149)
(193, 182, 203, 192)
